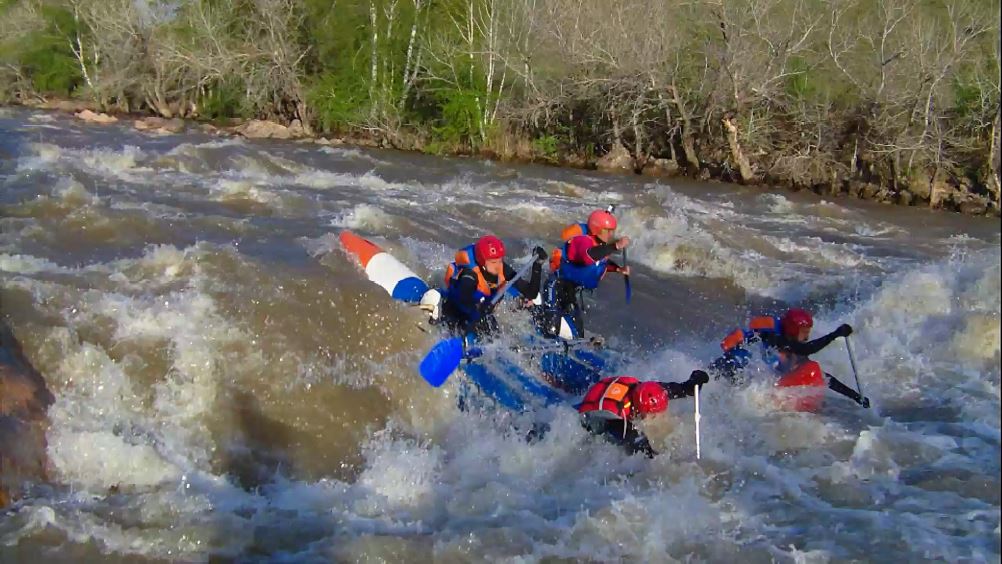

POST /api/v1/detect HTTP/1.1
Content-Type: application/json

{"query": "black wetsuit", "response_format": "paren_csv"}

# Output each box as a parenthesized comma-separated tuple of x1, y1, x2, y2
(542, 241, 622, 334)
(441, 261, 543, 337)
(581, 379, 701, 459)
(711, 326, 867, 406)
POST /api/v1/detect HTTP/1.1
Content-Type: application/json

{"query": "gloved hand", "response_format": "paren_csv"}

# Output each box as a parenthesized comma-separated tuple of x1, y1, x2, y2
(859, 396, 870, 409)
(689, 369, 710, 387)
(835, 324, 853, 338)
(533, 246, 548, 264)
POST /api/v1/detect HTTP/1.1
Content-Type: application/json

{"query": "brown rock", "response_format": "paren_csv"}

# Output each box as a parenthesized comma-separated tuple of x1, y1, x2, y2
(237, 119, 296, 140)
(596, 143, 635, 172)
(0, 323, 53, 506)
(134, 116, 185, 134)
(560, 153, 590, 169)
(641, 158, 681, 177)
(958, 195, 989, 215)
(287, 119, 306, 138)
(75, 109, 117, 124)
(897, 189, 915, 206)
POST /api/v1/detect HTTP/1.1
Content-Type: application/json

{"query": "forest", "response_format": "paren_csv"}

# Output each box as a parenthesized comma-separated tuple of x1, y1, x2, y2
(2, 0, 999, 213)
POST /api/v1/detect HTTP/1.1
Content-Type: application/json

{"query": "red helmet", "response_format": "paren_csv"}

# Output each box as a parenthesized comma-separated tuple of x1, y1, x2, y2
(474, 235, 505, 266)
(781, 308, 813, 338)
(587, 210, 617, 235)
(632, 382, 669, 416)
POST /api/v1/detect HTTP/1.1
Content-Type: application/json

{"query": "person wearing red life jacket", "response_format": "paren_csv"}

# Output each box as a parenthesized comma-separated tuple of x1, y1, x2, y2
(441, 235, 548, 337)
(711, 308, 869, 407)
(578, 369, 709, 458)
(539, 209, 630, 337)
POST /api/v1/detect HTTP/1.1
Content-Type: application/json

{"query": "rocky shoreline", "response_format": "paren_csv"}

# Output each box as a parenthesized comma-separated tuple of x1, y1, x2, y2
(6, 99, 1000, 217)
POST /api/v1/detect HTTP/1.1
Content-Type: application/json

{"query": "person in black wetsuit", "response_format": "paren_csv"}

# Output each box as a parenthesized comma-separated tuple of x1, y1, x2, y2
(711, 308, 869, 407)
(440, 235, 547, 338)
(539, 209, 630, 337)
(577, 370, 710, 458)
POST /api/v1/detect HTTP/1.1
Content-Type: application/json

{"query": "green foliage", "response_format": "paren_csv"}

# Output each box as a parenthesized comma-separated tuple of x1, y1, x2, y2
(432, 87, 481, 145)
(306, 69, 370, 132)
(785, 57, 818, 101)
(199, 80, 249, 119)
(10, 5, 83, 95)
(532, 135, 560, 162)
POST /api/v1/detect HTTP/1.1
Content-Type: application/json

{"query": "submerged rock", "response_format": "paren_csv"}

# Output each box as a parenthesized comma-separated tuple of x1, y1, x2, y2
(0, 322, 53, 506)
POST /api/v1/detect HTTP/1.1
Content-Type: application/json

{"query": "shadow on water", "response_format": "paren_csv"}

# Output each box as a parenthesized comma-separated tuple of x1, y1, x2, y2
(218, 389, 298, 492)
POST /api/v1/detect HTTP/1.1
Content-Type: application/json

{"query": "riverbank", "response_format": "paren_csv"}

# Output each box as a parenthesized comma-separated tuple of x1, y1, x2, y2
(7, 98, 1000, 217)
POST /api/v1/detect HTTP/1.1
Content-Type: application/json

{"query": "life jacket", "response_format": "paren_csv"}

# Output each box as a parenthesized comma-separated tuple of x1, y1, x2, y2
(443, 244, 506, 304)
(549, 222, 589, 272)
(557, 234, 609, 289)
(577, 376, 640, 421)
(720, 316, 783, 370)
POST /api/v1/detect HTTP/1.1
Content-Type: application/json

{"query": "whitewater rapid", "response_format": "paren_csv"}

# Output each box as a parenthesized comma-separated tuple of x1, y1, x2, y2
(0, 107, 999, 561)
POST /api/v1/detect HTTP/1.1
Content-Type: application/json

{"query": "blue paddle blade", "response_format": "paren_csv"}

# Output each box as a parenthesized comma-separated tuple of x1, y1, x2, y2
(624, 275, 632, 303)
(419, 337, 464, 387)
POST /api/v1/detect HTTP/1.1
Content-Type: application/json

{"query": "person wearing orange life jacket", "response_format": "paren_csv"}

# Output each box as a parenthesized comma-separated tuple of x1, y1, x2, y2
(711, 308, 869, 407)
(539, 209, 630, 337)
(578, 369, 710, 458)
(441, 235, 548, 337)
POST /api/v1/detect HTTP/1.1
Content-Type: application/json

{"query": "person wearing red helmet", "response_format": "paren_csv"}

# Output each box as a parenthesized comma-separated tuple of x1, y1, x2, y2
(711, 308, 868, 407)
(441, 235, 548, 336)
(539, 209, 631, 337)
(578, 369, 709, 457)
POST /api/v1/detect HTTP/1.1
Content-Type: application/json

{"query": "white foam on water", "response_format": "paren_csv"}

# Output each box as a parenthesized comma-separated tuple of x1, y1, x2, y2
(318, 146, 390, 165)
(210, 178, 282, 206)
(0, 253, 66, 274)
(329, 203, 394, 231)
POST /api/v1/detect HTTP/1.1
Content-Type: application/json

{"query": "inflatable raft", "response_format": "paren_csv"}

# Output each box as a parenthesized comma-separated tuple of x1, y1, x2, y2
(338, 230, 611, 411)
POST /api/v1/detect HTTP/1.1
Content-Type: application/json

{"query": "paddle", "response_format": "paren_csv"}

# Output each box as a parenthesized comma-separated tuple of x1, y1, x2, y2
(622, 246, 632, 303)
(418, 257, 536, 387)
(844, 335, 866, 406)
(694, 382, 702, 460)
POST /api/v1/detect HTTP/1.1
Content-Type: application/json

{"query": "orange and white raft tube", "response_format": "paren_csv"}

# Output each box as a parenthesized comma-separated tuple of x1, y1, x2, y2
(339, 231, 441, 313)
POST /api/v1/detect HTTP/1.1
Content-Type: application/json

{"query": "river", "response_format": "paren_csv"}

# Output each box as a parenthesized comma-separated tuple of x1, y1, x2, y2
(1, 107, 999, 562)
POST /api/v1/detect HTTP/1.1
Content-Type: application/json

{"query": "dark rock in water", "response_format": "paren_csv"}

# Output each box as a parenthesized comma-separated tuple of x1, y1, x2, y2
(0, 321, 53, 506)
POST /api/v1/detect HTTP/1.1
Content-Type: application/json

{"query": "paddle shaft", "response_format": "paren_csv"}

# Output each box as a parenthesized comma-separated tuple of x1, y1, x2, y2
(622, 246, 631, 303)
(489, 258, 536, 307)
(844, 336, 864, 399)
(694, 384, 701, 460)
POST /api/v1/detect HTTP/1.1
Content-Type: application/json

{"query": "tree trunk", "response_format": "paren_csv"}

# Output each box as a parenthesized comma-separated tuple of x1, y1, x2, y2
(631, 102, 644, 170)
(722, 113, 754, 184)
(991, 108, 1001, 209)
(669, 84, 700, 174)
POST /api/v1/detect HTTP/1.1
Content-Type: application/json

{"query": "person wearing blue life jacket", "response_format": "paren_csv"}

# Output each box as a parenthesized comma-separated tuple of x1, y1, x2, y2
(441, 235, 547, 338)
(710, 308, 869, 407)
(538, 209, 630, 337)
